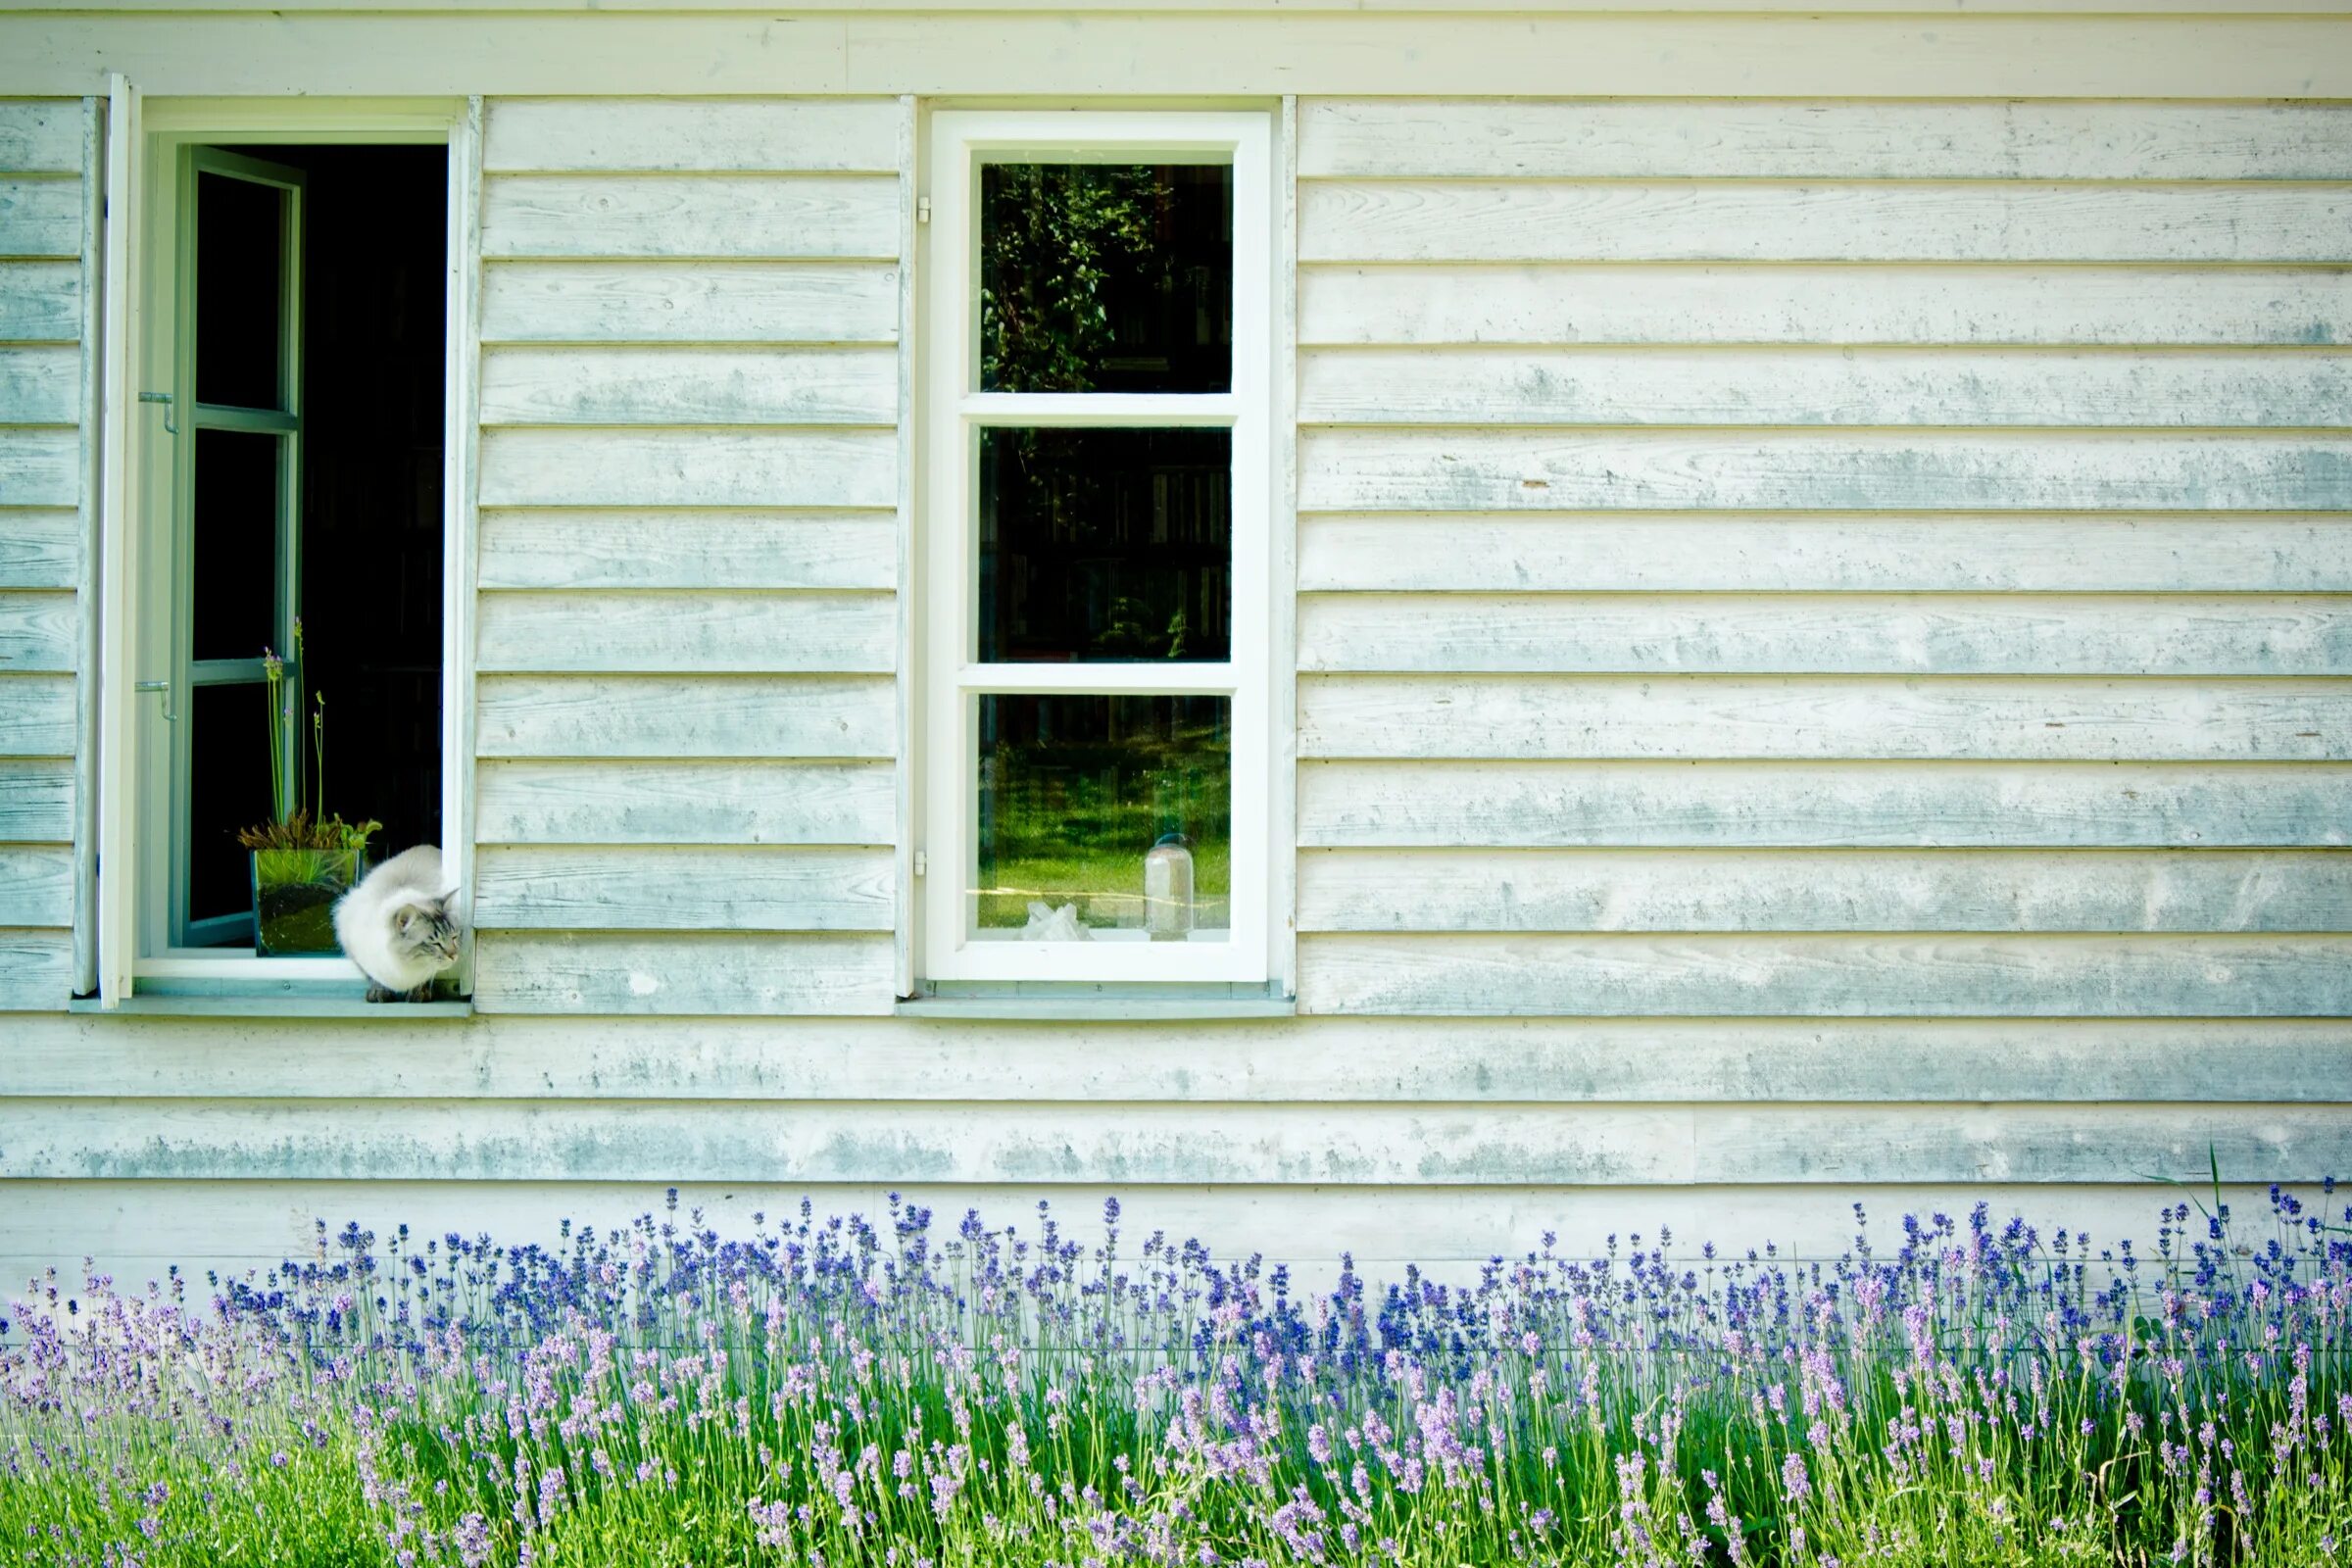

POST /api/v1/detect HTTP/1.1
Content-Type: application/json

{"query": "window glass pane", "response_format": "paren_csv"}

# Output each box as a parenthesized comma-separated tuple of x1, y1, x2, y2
(186, 680, 271, 934)
(974, 694, 1229, 939)
(979, 428, 1229, 663)
(980, 163, 1231, 393)
(190, 428, 281, 663)
(195, 170, 286, 411)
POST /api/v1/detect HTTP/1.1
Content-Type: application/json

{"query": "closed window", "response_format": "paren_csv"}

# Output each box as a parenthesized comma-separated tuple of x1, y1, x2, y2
(921, 112, 1274, 984)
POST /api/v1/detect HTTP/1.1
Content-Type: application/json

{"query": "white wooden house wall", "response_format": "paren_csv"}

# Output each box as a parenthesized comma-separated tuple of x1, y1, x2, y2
(1, 9, 2350, 1289)
(466, 98, 906, 1015)
(0, 100, 90, 1012)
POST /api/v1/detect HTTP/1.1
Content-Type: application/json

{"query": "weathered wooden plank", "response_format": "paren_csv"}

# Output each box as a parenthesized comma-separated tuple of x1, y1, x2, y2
(6, 1094, 2348, 1187)
(0, 673, 73, 757)
(0, 261, 77, 345)
(0, 760, 70, 841)
(0, 510, 75, 590)
(4, 13, 2352, 99)
(0, 927, 69, 1010)
(1297, 932, 2352, 1016)
(0, 844, 71, 926)
(480, 346, 899, 426)
(1299, 429, 2352, 514)
(1300, 181, 2352, 265)
(0, 589, 74, 672)
(481, 174, 901, 260)
(478, 509, 895, 591)
(1298, 265, 2352, 348)
(1698, 1106, 2352, 1187)
(1298, 593, 2352, 676)
(0, 102, 83, 175)
(471, 931, 895, 1015)
(12, 1013, 2352, 1106)
(1299, 675, 2352, 761)
(0, 345, 78, 423)
(476, 590, 895, 673)
(0, 929, 68, 1016)
(1298, 848, 2352, 934)
(1298, 102, 2352, 181)
(485, 98, 903, 174)
(477, 674, 895, 760)
(0, 1098, 1686, 1182)
(0, 427, 79, 509)
(1298, 760, 2352, 850)
(473, 845, 894, 932)
(0, 1179, 2319, 1284)
(480, 262, 901, 345)
(475, 760, 895, 845)
(478, 427, 897, 509)
(0, 178, 80, 259)
(1298, 514, 2352, 595)
(1298, 347, 2352, 429)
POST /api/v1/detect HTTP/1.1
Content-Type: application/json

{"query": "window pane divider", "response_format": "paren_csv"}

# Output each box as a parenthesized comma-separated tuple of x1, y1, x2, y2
(955, 662, 1238, 697)
(192, 403, 299, 434)
(958, 391, 1236, 426)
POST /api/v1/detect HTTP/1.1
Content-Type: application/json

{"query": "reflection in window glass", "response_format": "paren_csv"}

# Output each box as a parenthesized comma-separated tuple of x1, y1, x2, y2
(979, 428, 1230, 664)
(195, 171, 287, 411)
(190, 428, 282, 663)
(980, 163, 1232, 394)
(974, 694, 1229, 938)
(186, 681, 272, 934)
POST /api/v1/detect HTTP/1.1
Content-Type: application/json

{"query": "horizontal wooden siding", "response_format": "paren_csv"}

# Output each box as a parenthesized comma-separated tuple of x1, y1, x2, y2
(470, 97, 905, 1014)
(0, 98, 86, 1011)
(1293, 99, 2352, 1045)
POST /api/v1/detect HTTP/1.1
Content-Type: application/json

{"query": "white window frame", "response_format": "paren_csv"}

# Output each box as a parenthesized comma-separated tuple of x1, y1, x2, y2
(95, 96, 479, 1001)
(920, 109, 1274, 986)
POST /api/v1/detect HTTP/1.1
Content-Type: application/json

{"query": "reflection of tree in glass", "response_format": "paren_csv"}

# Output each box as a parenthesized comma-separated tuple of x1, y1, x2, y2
(981, 165, 1173, 393)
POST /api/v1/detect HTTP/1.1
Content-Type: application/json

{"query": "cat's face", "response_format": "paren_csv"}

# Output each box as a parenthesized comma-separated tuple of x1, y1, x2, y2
(392, 900, 462, 969)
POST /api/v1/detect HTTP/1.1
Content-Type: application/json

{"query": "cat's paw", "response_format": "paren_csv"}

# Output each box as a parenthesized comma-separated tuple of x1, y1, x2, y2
(403, 983, 434, 1004)
(365, 983, 398, 1004)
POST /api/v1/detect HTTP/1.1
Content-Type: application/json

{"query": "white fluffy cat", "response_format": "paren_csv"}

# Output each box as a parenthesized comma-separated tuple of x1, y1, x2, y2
(333, 844, 463, 1002)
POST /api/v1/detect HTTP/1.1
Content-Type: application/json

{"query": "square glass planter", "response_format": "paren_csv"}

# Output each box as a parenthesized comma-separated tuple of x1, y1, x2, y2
(251, 847, 365, 956)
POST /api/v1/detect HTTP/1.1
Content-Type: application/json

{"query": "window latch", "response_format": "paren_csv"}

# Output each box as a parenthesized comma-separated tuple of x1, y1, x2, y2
(915, 195, 930, 224)
(135, 678, 176, 722)
(138, 389, 176, 435)
(912, 850, 926, 878)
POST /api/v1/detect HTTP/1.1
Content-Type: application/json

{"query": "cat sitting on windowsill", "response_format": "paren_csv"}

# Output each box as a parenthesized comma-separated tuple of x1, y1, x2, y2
(334, 844, 463, 1002)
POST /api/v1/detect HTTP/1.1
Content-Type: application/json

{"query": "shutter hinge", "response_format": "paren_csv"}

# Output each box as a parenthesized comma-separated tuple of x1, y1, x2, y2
(915, 195, 931, 224)
(912, 849, 927, 877)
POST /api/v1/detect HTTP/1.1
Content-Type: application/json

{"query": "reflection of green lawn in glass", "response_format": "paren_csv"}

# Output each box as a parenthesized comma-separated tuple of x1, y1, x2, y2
(976, 841, 1231, 932)
(975, 699, 1231, 934)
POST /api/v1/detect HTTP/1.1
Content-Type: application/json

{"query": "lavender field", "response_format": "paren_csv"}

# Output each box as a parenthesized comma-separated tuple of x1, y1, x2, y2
(7, 1183, 2351, 1567)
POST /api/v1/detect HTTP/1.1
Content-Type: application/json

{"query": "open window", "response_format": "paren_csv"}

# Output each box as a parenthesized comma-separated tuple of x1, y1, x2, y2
(95, 102, 473, 1004)
(920, 111, 1275, 988)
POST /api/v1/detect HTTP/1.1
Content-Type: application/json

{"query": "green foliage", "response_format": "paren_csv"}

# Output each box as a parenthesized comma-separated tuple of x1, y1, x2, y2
(244, 617, 376, 859)
(979, 164, 1169, 394)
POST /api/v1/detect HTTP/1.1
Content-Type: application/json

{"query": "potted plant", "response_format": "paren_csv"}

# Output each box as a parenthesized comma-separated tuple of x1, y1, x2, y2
(237, 619, 379, 956)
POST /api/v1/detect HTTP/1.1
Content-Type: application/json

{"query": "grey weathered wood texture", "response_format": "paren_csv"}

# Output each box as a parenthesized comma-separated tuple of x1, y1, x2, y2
(1288, 96, 2352, 1048)
(0, 101, 81, 1015)
(466, 98, 909, 1018)
(4, 90, 2352, 1278)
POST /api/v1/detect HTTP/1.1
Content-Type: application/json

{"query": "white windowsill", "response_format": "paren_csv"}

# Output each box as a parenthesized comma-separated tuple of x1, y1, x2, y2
(897, 984, 1294, 1022)
(79, 963, 471, 1018)
(72, 994, 473, 1019)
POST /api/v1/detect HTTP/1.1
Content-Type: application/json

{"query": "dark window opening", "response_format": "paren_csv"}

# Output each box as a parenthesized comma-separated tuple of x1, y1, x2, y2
(182, 144, 448, 944)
